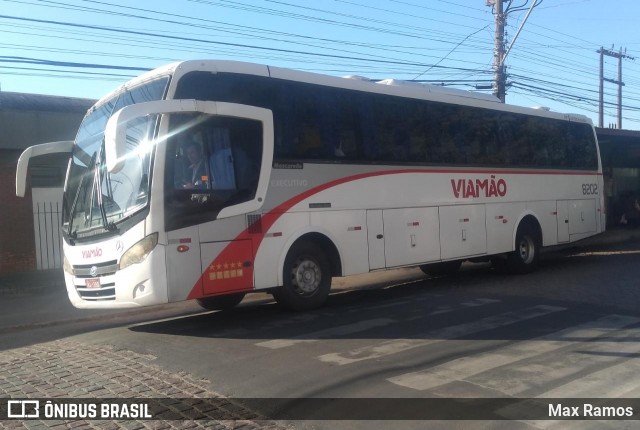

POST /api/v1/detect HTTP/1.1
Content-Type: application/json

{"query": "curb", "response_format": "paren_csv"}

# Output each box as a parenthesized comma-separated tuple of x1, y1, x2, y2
(577, 229, 640, 248)
(0, 268, 65, 295)
(0, 282, 65, 296)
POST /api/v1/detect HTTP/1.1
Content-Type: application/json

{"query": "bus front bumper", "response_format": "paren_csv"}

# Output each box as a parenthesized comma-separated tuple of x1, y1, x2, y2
(64, 246, 169, 309)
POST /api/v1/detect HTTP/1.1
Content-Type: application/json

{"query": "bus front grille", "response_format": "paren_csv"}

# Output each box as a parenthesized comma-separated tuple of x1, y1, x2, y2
(72, 260, 118, 301)
(76, 283, 116, 301)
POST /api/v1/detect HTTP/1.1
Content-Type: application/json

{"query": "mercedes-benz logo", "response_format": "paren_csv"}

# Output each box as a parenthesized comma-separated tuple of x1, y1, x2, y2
(116, 240, 124, 253)
(90, 266, 98, 277)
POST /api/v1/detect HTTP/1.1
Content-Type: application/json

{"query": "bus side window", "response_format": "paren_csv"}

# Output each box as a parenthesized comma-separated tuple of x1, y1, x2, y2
(477, 111, 501, 165)
(335, 121, 359, 159)
(206, 127, 237, 190)
(172, 142, 185, 189)
(203, 118, 262, 196)
(405, 101, 427, 162)
(528, 117, 550, 167)
(435, 105, 462, 165)
(497, 115, 518, 166)
(358, 94, 376, 161)
(289, 86, 324, 159)
(230, 121, 262, 192)
(168, 116, 208, 190)
(369, 96, 411, 162)
(567, 122, 597, 169)
(273, 81, 295, 159)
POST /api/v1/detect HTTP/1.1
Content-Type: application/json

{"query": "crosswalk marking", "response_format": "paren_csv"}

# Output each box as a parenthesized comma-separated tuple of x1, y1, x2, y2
(256, 318, 397, 349)
(501, 341, 640, 429)
(388, 314, 640, 391)
(429, 298, 501, 315)
(347, 300, 413, 313)
(317, 305, 565, 366)
(405, 298, 501, 321)
(256, 297, 499, 349)
(344, 293, 444, 314)
(519, 371, 640, 430)
(538, 341, 640, 398)
(471, 324, 640, 397)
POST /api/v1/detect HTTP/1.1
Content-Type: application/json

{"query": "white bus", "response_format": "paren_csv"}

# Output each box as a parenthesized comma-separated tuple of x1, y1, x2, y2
(16, 60, 604, 311)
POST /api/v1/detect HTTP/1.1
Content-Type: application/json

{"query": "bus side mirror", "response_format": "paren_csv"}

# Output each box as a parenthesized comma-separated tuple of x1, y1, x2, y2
(104, 99, 216, 173)
(15, 141, 74, 197)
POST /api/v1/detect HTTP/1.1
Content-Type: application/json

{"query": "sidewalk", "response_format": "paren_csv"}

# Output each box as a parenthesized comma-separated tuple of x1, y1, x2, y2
(0, 227, 638, 333)
(0, 268, 64, 294)
(577, 225, 640, 247)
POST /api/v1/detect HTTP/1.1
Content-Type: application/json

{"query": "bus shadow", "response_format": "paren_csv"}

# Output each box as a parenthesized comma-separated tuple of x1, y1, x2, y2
(130, 245, 640, 342)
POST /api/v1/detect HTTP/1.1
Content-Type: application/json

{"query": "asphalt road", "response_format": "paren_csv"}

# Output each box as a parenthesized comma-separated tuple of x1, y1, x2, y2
(2, 240, 640, 429)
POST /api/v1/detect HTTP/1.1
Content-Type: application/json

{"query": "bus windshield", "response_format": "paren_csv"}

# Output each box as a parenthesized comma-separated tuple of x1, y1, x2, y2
(63, 77, 169, 239)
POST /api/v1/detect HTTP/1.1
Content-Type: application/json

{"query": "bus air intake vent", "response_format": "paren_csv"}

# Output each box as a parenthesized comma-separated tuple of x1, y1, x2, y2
(247, 214, 262, 234)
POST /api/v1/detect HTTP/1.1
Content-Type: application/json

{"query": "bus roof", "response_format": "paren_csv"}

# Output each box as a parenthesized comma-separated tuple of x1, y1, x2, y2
(92, 60, 593, 126)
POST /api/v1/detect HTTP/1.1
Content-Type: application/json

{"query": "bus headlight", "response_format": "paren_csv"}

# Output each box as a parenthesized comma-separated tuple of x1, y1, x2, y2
(63, 255, 73, 274)
(119, 233, 159, 270)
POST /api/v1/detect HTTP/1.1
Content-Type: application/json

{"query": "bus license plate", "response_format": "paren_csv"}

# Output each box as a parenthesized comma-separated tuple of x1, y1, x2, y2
(85, 278, 100, 289)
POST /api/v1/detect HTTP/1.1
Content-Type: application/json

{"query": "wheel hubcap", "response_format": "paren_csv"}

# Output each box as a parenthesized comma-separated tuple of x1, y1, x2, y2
(292, 258, 321, 295)
(518, 236, 535, 264)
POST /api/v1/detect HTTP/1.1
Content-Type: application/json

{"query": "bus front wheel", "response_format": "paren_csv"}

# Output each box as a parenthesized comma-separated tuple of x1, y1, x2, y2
(273, 241, 332, 311)
(507, 225, 540, 274)
(197, 292, 246, 311)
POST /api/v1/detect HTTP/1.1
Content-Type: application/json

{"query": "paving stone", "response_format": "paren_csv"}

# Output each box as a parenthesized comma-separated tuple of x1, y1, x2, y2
(1, 340, 284, 430)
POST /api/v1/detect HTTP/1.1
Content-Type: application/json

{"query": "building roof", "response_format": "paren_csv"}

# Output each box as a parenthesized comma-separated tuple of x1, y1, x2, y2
(596, 127, 640, 169)
(0, 91, 95, 113)
(0, 92, 96, 151)
(596, 127, 640, 140)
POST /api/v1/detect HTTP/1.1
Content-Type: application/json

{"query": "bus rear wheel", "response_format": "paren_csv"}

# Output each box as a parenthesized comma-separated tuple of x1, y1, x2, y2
(506, 225, 540, 274)
(273, 241, 332, 311)
(197, 292, 246, 311)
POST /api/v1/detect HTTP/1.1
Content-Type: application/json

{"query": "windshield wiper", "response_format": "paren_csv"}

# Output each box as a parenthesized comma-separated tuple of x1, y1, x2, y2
(94, 143, 117, 232)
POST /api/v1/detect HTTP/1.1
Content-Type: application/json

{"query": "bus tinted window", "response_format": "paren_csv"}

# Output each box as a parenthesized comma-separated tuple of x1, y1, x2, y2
(174, 72, 598, 170)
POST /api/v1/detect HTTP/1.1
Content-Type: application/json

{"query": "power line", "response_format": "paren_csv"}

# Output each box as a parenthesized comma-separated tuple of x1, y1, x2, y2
(0, 13, 493, 73)
(413, 24, 490, 80)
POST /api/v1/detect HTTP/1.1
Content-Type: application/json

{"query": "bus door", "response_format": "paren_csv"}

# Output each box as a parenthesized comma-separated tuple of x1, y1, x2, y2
(124, 100, 274, 298)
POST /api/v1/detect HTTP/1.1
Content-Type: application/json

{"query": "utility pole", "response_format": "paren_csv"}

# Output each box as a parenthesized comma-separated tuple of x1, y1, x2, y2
(489, 0, 506, 102)
(599, 48, 604, 127)
(487, 0, 540, 103)
(598, 46, 634, 129)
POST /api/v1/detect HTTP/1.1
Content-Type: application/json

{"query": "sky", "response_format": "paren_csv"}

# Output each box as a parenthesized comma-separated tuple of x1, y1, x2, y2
(1, 0, 640, 129)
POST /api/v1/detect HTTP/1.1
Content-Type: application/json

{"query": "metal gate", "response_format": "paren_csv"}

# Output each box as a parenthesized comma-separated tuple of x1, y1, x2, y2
(31, 188, 63, 270)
